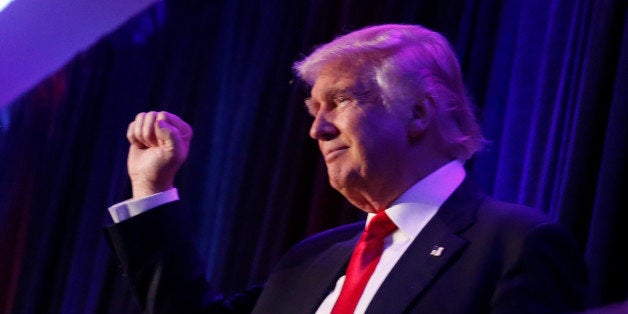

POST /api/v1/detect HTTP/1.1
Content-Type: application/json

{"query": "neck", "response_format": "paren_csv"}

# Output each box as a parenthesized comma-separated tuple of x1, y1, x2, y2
(344, 156, 456, 213)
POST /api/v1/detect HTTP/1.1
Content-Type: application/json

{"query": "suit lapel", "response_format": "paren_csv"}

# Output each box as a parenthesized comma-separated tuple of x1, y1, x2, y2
(253, 227, 362, 314)
(296, 233, 360, 312)
(366, 178, 485, 313)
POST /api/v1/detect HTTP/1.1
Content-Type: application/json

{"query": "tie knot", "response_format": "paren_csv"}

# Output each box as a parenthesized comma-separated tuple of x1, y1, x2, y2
(365, 211, 397, 240)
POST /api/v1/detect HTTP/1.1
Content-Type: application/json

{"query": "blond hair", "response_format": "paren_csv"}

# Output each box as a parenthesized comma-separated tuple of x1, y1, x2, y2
(294, 24, 485, 160)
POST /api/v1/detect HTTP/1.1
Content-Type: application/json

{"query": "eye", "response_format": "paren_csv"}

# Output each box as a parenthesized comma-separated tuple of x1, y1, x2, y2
(333, 95, 351, 107)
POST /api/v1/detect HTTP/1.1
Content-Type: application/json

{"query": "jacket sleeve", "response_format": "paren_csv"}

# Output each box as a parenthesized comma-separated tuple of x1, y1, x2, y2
(105, 201, 262, 314)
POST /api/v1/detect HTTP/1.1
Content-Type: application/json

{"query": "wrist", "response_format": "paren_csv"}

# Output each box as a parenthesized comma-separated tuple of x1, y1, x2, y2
(131, 180, 174, 199)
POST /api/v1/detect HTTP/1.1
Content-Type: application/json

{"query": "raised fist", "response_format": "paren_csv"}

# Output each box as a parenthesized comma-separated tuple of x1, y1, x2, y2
(126, 111, 193, 198)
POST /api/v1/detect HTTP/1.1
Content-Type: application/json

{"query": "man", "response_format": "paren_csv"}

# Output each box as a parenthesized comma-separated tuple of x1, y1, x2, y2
(106, 24, 588, 313)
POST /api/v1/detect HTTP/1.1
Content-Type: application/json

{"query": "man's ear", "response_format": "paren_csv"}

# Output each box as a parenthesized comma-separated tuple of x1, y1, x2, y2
(408, 97, 434, 139)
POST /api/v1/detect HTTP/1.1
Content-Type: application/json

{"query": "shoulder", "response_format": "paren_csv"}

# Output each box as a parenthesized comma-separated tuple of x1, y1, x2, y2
(471, 197, 580, 257)
(477, 197, 552, 228)
(444, 178, 559, 241)
(274, 221, 364, 268)
(473, 197, 557, 242)
(290, 222, 364, 255)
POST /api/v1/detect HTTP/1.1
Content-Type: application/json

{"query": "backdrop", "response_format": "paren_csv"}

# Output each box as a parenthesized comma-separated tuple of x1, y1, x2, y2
(1, 0, 626, 313)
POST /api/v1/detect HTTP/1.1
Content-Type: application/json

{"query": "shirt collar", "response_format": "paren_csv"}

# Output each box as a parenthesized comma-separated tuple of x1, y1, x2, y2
(367, 160, 466, 240)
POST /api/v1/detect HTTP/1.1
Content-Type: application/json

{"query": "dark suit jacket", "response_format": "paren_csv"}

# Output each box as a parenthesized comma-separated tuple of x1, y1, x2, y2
(106, 179, 588, 314)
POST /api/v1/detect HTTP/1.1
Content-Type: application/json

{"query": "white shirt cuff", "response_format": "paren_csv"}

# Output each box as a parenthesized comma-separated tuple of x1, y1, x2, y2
(108, 188, 179, 223)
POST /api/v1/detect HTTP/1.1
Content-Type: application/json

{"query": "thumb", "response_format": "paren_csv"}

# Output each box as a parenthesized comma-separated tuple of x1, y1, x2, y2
(155, 119, 179, 151)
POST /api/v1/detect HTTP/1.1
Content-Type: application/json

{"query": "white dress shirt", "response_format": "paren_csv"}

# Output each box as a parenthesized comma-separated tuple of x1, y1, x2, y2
(108, 160, 466, 313)
(315, 160, 465, 314)
(108, 188, 179, 223)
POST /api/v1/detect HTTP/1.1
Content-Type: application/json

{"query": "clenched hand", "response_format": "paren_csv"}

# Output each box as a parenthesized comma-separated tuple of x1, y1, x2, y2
(126, 111, 193, 198)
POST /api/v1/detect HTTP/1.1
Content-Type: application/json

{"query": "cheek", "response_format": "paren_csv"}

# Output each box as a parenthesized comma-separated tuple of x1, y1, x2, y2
(365, 123, 407, 159)
(339, 108, 404, 155)
(347, 131, 386, 168)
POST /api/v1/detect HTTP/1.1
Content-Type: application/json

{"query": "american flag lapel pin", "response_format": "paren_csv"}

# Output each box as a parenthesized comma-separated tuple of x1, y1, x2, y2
(430, 245, 445, 257)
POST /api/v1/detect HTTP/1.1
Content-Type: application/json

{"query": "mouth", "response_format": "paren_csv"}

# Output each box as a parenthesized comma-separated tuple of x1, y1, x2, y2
(323, 146, 348, 162)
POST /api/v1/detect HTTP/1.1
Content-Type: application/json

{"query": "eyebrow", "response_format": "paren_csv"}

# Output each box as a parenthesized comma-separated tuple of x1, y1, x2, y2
(304, 86, 354, 115)
(327, 87, 350, 97)
(304, 98, 316, 116)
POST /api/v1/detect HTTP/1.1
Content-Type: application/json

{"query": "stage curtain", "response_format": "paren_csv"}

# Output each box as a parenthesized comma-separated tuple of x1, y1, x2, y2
(1, 0, 626, 312)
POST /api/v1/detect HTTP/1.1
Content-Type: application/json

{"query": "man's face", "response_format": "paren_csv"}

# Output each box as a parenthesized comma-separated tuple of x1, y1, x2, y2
(306, 66, 412, 208)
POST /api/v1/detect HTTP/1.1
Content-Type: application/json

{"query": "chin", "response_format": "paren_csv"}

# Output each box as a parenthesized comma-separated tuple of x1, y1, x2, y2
(328, 170, 361, 194)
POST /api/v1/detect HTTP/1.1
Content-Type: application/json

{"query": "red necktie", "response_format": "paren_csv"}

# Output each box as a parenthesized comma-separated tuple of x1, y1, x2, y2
(331, 211, 397, 314)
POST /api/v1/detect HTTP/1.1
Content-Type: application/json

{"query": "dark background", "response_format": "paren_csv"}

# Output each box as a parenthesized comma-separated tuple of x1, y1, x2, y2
(1, 0, 626, 312)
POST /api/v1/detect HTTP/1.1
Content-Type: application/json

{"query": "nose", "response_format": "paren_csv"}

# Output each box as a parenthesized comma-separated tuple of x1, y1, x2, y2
(309, 111, 338, 141)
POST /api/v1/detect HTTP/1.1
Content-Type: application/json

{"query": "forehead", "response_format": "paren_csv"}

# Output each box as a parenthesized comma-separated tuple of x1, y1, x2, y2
(311, 72, 353, 96)
(310, 65, 371, 98)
